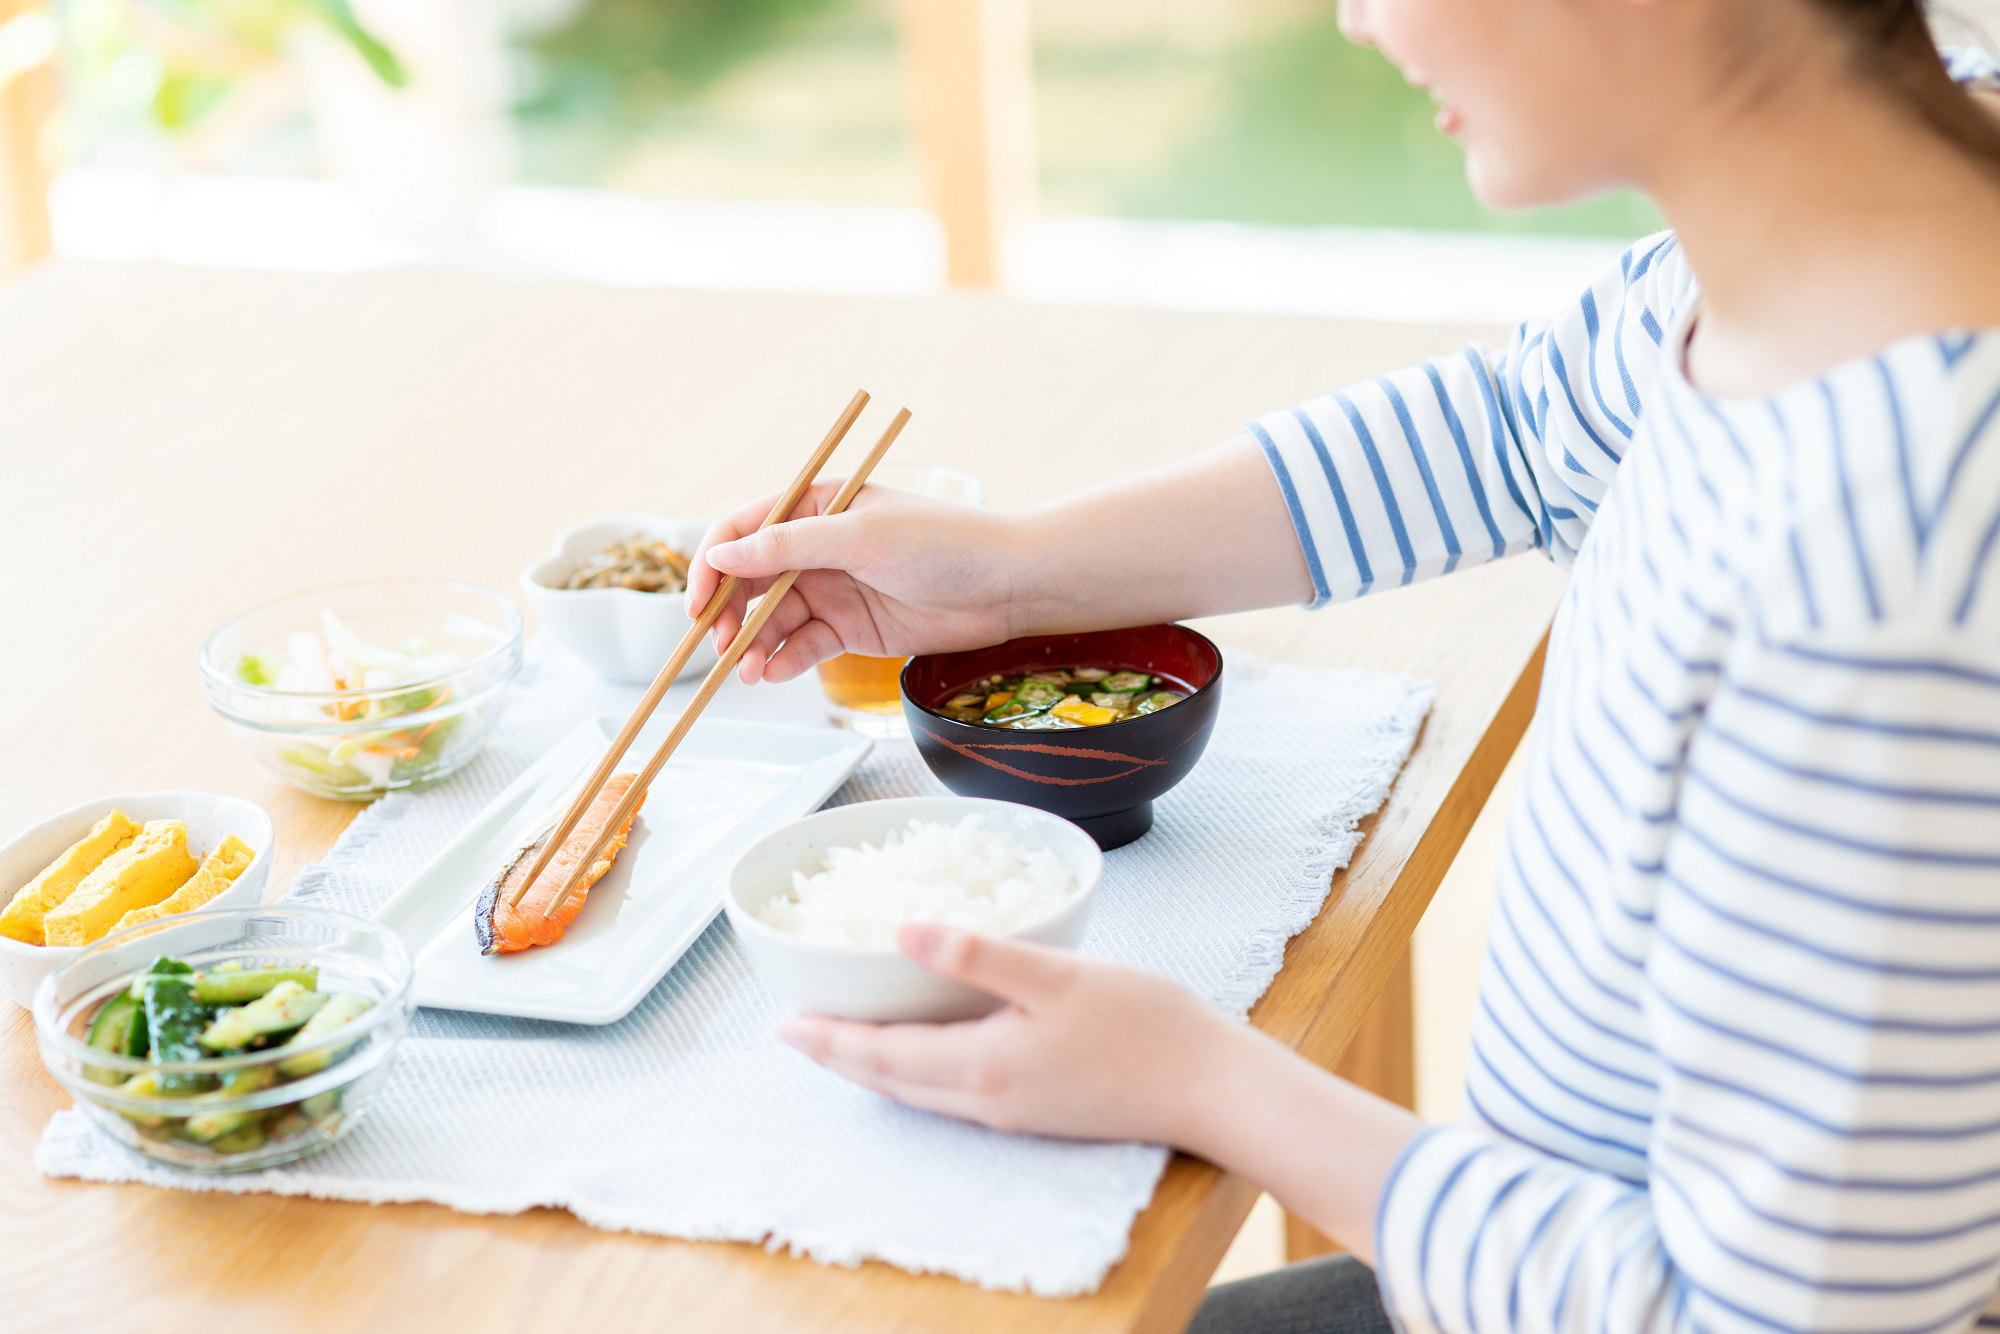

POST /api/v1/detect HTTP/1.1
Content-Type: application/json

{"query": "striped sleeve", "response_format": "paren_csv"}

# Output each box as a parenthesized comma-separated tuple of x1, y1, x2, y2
(1376, 620, 2000, 1333)
(1251, 231, 1691, 605)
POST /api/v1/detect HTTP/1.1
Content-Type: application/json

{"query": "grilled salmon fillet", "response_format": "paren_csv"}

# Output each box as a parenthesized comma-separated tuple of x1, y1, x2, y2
(474, 774, 639, 955)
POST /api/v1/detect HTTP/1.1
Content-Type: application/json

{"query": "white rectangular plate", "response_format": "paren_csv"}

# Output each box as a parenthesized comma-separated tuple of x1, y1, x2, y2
(372, 714, 872, 1024)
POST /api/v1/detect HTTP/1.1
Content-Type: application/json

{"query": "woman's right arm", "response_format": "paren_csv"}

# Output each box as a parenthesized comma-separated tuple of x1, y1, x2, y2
(687, 435, 1320, 684)
(690, 230, 1693, 682)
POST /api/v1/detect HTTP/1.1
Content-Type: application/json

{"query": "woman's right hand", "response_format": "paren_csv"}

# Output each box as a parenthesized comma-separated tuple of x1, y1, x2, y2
(686, 481, 1027, 684)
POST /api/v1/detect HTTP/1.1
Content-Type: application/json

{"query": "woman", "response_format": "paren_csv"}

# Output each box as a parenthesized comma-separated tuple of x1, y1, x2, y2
(687, 0, 2000, 1327)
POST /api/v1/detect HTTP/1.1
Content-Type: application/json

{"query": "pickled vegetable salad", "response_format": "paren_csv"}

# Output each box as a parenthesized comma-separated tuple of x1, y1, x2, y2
(234, 611, 463, 790)
(86, 956, 374, 1156)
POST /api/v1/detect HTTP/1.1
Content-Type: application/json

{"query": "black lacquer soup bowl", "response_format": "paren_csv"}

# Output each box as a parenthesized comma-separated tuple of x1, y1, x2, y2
(900, 623, 1223, 849)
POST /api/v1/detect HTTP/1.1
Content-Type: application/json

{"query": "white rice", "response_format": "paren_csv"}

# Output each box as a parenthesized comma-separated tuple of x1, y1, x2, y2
(755, 815, 1080, 947)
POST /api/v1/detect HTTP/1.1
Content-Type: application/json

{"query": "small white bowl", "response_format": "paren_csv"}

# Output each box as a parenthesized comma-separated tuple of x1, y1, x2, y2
(522, 515, 720, 685)
(0, 791, 275, 1009)
(725, 797, 1104, 1023)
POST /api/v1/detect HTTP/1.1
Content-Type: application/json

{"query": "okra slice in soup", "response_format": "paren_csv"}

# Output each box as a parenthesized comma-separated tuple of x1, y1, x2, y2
(1010, 680, 1067, 712)
(1135, 690, 1184, 715)
(982, 682, 1042, 722)
(1005, 713, 1081, 731)
(1101, 671, 1151, 693)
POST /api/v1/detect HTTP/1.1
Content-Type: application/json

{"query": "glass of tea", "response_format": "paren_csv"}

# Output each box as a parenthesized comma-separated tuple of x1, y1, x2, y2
(816, 463, 983, 737)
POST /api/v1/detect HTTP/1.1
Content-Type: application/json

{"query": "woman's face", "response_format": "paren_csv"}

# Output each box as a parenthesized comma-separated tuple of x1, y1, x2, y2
(1338, 0, 1669, 210)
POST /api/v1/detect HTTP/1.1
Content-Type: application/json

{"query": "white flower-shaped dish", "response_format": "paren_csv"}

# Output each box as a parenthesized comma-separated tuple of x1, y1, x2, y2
(521, 515, 721, 685)
(0, 791, 275, 1009)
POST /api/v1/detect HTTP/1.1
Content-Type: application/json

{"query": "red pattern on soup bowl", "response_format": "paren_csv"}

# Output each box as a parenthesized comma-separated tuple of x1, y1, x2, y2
(900, 624, 1224, 849)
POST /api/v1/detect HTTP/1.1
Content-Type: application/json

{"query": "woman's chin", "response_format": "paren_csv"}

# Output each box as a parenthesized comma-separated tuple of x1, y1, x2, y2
(1464, 156, 1546, 213)
(1464, 153, 1607, 216)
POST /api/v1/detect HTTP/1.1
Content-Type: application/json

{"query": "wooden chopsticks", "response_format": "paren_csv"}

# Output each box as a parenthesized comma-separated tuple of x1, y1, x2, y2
(504, 389, 870, 908)
(533, 401, 914, 922)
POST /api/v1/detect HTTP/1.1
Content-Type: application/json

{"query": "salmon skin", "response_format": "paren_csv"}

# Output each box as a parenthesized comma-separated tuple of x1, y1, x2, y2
(474, 774, 640, 955)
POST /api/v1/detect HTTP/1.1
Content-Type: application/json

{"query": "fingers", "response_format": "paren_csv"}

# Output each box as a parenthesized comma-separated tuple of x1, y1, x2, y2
(687, 491, 783, 618)
(778, 1014, 984, 1089)
(704, 511, 860, 583)
(707, 579, 751, 650)
(778, 1015, 1015, 1127)
(720, 584, 816, 684)
(807, 1057, 1000, 1127)
(897, 926, 1077, 1010)
(761, 618, 846, 683)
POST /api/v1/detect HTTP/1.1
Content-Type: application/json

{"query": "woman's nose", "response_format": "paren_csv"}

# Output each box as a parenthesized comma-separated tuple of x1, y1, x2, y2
(1337, 0, 1378, 46)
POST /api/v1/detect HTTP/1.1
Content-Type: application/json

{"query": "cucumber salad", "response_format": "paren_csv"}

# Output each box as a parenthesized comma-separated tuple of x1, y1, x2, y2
(86, 956, 374, 1157)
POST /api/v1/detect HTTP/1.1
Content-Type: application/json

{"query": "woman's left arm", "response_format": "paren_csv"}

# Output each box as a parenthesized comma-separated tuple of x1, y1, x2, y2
(777, 923, 1424, 1261)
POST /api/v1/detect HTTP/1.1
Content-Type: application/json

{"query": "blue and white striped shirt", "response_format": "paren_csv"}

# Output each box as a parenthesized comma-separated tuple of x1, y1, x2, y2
(1256, 227, 2000, 1329)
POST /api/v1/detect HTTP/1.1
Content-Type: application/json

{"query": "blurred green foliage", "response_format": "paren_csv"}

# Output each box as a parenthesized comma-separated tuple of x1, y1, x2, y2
(521, 0, 839, 116)
(60, 0, 400, 135)
(1102, 13, 1660, 237)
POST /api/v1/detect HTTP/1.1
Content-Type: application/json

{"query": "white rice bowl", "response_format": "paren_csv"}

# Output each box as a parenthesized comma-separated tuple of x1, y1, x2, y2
(755, 815, 1080, 947)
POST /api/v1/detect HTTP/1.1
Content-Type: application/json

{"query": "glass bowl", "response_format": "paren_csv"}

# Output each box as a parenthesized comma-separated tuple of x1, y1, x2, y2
(200, 580, 524, 800)
(33, 906, 414, 1173)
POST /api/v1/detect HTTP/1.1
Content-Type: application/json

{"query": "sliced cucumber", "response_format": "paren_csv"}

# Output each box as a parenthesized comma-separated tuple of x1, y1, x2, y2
(183, 1067, 279, 1142)
(276, 992, 374, 1077)
(194, 966, 318, 1006)
(210, 1118, 270, 1155)
(84, 993, 147, 1085)
(126, 956, 193, 1002)
(200, 981, 327, 1052)
(143, 972, 217, 1094)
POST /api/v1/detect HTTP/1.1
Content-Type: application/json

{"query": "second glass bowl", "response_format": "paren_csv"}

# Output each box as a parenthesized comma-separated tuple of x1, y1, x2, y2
(34, 905, 415, 1173)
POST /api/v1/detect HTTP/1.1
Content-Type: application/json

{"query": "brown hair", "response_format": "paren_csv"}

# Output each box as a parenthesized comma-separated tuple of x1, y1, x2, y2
(1810, 1, 2000, 173)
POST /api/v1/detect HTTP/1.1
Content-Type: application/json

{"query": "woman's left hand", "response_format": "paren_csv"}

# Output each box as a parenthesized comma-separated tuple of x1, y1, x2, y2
(776, 923, 1238, 1146)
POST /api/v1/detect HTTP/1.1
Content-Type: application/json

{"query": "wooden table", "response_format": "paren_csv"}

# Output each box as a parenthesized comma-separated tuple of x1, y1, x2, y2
(0, 261, 1565, 1333)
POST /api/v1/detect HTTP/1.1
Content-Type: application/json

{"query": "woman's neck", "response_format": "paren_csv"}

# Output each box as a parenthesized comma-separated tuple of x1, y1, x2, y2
(1652, 49, 2000, 397)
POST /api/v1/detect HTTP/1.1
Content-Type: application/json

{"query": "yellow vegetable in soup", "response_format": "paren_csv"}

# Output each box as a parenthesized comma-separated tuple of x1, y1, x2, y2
(1050, 695, 1120, 727)
(42, 820, 198, 947)
(0, 811, 141, 946)
(938, 667, 1189, 730)
(113, 834, 256, 934)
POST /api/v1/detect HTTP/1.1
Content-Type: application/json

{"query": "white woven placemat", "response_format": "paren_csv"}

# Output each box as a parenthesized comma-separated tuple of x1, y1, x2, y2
(38, 642, 1432, 1295)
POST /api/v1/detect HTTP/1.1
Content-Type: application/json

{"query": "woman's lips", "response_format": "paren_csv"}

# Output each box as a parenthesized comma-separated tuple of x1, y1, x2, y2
(1434, 102, 1463, 136)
